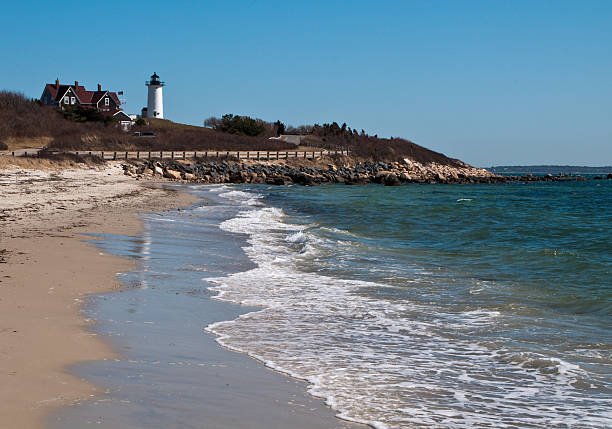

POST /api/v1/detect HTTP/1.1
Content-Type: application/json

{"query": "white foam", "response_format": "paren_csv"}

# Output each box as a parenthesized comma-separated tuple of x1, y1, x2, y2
(202, 197, 610, 429)
(218, 190, 263, 206)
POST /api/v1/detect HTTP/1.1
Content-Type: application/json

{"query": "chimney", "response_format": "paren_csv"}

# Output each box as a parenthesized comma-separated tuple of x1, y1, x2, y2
(55, 78, 59, 89)
(97, 83, 101, 91)
(74, 80, 79, 87)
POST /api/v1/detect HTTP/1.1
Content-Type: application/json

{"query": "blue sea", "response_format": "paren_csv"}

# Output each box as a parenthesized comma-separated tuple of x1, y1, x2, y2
(53, 181, 611, 428)
(199, 181, 611, 428)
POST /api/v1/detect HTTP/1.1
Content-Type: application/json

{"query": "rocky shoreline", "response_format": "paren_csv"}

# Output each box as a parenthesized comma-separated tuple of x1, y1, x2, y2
(122, 158, 609, 185)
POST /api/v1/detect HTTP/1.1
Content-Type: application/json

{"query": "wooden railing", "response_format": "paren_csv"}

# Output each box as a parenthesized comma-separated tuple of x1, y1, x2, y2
(12, 150, 349, 160)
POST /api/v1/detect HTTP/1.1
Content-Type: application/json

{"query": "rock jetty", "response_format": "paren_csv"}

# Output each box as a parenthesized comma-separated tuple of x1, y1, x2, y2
(121, 158, 594, 185)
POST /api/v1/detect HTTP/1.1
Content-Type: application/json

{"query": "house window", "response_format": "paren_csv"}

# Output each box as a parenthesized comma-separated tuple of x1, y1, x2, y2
(105, 97, 109, 106)
(71, 97, 76, 104)
(64, 96, 70, 104)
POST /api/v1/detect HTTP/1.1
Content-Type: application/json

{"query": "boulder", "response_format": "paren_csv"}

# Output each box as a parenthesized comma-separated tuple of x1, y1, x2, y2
(266, 176, 292, 185)
(229, 171, 246, 183)
(345, 177, 369, 185)
(374, 171, 391, 183)
(383, 173, 402, 186)
(293, 172, 317, 186)
(399, 172, 412, 182)
(184, 173, 196, 181)
(163, 169, 182, 180)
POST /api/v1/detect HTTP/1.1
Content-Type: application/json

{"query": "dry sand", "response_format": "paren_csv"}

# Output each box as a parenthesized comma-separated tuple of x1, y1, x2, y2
(0, 161, 196, 428)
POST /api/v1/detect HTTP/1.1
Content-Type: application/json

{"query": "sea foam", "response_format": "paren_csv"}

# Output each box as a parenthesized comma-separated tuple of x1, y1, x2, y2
(203, 186, 611, 429)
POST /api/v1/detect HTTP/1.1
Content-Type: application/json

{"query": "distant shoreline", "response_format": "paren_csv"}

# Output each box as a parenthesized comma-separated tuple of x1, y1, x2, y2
(488, 165, 612, 175)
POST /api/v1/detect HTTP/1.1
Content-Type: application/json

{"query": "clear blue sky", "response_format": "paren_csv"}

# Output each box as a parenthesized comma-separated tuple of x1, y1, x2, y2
(1, 0, 610, 166)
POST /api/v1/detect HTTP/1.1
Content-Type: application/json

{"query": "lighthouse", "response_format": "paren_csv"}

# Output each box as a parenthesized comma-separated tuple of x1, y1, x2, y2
(145, 72, 165, 119)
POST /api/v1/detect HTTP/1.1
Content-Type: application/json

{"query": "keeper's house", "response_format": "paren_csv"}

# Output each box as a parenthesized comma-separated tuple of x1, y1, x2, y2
(40, 79, 128, 119)
(41, 79, 132, 128)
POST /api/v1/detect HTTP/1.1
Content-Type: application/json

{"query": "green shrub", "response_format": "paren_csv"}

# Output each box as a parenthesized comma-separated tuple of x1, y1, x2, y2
(60, 105, 104, 123)
(217, 114, 266, 136)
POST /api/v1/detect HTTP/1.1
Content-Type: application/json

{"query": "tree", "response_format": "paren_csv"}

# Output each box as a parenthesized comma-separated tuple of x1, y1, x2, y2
(218, 114, 266, 136)
(274, 120, 286, 136)
(204, 116, 220, 129)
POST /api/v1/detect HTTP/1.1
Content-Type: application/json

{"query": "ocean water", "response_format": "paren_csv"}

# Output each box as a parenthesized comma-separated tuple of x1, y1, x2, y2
(197, 181, 611, 428)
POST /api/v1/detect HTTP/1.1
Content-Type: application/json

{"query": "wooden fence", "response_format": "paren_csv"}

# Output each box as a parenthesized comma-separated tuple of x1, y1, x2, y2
(9, 149, 349, 161)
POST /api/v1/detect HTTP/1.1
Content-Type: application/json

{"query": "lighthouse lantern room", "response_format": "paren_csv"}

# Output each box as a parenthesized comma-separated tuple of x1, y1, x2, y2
(145, 72, 165, 119)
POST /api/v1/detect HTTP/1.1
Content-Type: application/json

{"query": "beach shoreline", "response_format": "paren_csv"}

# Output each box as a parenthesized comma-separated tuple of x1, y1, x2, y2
(0, 162, 197, 428)
(1, 162, 363, 429)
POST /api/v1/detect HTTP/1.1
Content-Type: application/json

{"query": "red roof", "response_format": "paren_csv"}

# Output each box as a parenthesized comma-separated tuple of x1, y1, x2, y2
(43, 82, 121, 107)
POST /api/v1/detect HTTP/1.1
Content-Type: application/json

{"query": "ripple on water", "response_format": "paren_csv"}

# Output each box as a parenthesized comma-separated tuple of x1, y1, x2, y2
(203, 186, 612, 429)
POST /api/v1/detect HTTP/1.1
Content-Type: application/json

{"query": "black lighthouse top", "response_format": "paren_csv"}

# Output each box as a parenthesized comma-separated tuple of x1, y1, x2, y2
(145, 72, 165, 86)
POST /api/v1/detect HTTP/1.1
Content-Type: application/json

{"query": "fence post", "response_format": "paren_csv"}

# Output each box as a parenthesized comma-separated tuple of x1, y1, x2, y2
(303, 151, 306, 159)
(137, 151, 139, 159)
(285, 151, 288, 159)
(125, 151, 128, 159)
(160, 151, 163, 159)
(148, 151, 151, 159)
(11, 151, 14, 157)
(257, 151, 260, 160)
(183, 151, 186, 159)
(113, 152, 117, 160)
(247, 152, 250, 160)
(267, 151, 270, 159)
(101, 151, 104, 159)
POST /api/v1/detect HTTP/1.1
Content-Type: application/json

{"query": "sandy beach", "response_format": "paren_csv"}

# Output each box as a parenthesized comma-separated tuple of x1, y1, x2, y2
(0, 159, 362, 429)
(0, 160, 196, 427)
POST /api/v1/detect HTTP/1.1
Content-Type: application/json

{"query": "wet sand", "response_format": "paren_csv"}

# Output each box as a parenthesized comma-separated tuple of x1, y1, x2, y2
(0, 162, 197, 427)
(46, 190, 362, 429)
(0, 163, 362, 428)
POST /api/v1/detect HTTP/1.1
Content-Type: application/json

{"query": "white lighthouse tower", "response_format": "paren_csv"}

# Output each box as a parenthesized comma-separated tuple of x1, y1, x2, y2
(145, 72, 165, 119)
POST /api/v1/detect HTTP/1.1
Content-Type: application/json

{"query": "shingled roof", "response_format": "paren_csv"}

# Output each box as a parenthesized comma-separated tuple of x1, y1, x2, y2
(42, 80, 121, 107)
